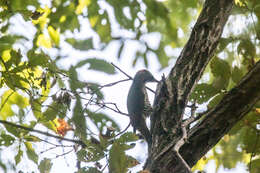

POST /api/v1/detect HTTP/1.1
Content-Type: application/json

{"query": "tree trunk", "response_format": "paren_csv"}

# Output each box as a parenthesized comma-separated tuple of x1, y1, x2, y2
(143, 0, 260, 172)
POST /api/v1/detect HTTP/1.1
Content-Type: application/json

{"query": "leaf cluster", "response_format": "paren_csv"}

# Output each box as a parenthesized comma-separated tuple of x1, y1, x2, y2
(0, 0, 260, 172)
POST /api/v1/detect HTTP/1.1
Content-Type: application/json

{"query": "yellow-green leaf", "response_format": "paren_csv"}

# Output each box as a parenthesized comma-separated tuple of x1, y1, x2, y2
(15, 149, 23, 165)
(0, 90, 29, 119)
(25, 142, 38, 164)
(36, 34, 52, 48)
(39, 158, 52, 173)
(48, 26, 60, 46)
(23, 135, 41, 142)
(76, 0, 91, 14)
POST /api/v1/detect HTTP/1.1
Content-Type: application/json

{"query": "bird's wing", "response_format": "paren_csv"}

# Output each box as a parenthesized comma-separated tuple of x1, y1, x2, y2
(143, 88, 153, 117)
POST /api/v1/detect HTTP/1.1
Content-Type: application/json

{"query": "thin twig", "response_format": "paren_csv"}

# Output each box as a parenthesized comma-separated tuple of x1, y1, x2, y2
(102, 102, 126, 114)
(111, 63, 132, 79)
(39, 137, 74, 147)
(146, 86, 156, 94)
(183, 109, 210, 127)
(54, 149, 74, 159)
(101, 162, 109, 172)
(111, 62, 156, 94)
(99, 79, 131, 89)
(0, 120, 86, 147)
(101, 154, 109, 172)
(40, 146, 59, 154)
(88, 100, 129, 117)
(113, 122, 131, 139)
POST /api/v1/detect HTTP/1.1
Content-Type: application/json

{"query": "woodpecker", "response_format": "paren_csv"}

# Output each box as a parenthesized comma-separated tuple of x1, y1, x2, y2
(127, 70, 158, 145)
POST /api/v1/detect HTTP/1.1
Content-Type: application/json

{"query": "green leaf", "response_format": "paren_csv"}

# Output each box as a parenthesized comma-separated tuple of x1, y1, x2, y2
(0, 131, 15, 146)
(117, 42, 124, 59)
(109, 142, 128, 173)
(23, 135, 41, 142)
(155, 42, 169, 69)
(0, 10, 10, 21)
(0, 35, 25, 51)
(27, 50, 50, 67)
(107, 0, 137, 29)
(65, 13, 80, 32)
(66, 38, 93, 50)
(39, 158, 52, 173)
(231, 66, 244, 84)
(25, 142, 38, 164)
(76, 58, 116, 74)
(18, 10, 32, 21)
(214, 133, 245, 170)
(237, 39, 256, 58)
(0, 23, 9, 33)
(31, 98, 42, 119)
(40, 121, 57, 132)
(211, 76, 230, 91)
(42, 101, 67, 121)
(143, 53, 148, 67)
(9, 91, 29, 108)
(0, 0, 8, 7)
(77, 149, 88, 162)
(3, 123, 21, 138)
(48, 2, 79, 32)
(77, 143, 105, 162)
(89, 11, 111, 43)
(144, 0, 169, 19)
(210, 57, 231, 90)
(243, 127, 260, 153)
(15, 149, 23, 165)
(9, 0, 40, 11)
(68, 67, 86, 90)
(190, 83, 218, 104)
(87, 82, 104, 100)
(2, 72, 28, 90)
(86, 110, 120, 132)
(132, 50, 143, 67)
(125, 155, 140, 168)
(10, 49, 22, 66)
(217, 37, 233, 53)
(210, 57, 231, 78)
(118, 132, 139, 143)
(207, 93, 225, 109)
(248, 159, 260, 173)
(72, 98, 87, 141)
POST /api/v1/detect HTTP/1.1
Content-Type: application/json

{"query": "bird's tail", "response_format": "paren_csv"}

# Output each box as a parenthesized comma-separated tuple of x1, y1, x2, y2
(137, 119, 152, 147)
(130, 115, 152, 147)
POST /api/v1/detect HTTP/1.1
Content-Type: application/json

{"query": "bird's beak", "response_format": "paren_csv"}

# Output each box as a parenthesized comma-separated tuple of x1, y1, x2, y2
(153, 78, 160, 83)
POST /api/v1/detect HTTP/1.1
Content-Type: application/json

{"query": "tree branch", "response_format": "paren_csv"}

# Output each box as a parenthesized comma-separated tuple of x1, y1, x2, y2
(147, 0, 234, 172)
(166, 0, 234, 126)
(0, 120, 86, 147)
(180, 60, 260, 167)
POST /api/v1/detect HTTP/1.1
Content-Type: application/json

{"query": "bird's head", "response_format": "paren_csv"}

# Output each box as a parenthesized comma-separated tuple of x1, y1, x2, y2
(133, 70, 159, 84)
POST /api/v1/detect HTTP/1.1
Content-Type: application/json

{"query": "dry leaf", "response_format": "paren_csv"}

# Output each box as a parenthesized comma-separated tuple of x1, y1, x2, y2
(54, 118, 73, 136)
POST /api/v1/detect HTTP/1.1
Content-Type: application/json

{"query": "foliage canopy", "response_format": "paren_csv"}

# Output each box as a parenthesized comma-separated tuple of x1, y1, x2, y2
(0, 0, 259, 172)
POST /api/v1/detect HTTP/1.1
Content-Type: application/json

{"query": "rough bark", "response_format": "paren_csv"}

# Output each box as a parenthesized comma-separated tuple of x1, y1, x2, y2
(180, 60, 260, 167)
(144, 0, 246, 172)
